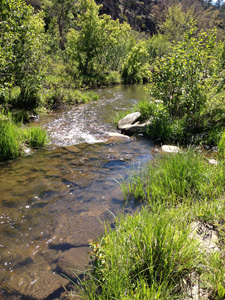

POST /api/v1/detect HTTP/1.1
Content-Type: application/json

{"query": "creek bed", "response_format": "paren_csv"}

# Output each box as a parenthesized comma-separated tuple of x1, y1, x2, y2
(0, 85, 156, 299)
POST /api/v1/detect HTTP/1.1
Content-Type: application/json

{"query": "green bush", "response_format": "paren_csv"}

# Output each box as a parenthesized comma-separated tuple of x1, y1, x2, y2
(122, 41, 150, 83)
(148, 29, 216, 125)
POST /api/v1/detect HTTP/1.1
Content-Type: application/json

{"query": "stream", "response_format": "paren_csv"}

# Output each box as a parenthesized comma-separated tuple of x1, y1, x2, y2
(0, 85, 157, 299)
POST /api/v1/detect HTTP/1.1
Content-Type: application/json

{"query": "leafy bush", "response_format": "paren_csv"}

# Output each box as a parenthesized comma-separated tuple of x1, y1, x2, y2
(149, 29, 216, 124)
(122, 41, 150, 83)
(65, 0, 131, 85)
(0, 0, 47, 108)
(146, 34, 171, 62)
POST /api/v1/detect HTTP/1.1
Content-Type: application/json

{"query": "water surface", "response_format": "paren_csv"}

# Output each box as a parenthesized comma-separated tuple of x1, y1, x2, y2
(0, 85, 155, 299)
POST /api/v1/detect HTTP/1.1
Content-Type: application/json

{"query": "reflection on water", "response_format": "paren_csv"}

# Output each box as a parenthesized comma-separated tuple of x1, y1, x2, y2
(0, 85, 154, 299)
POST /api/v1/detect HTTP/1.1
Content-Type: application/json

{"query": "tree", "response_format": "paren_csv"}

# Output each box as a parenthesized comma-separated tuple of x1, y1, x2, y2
(0, 0, 47, 109)
(122, 41, 150, 83)
(41, 0, 76, 50)
(160, 4, 194, 42)
(65, 0, 131, 82)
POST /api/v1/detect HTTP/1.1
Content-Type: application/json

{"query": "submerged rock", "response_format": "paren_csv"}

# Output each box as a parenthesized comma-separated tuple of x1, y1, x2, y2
(2, 269, 68, 300)
(117, 112, 141, 130)
(105, 132, 130, 142)
(57, 246, 90, 281)
(162, 145, 181, 153)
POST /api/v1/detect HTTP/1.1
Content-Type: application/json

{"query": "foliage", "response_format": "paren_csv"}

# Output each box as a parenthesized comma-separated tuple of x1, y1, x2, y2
(149, 28, 216, 123)
(218, 131, 225, 161)
(65, 0, 131, 85)
(0, 0, 47, 109)
(41, 0, 75, 50)
(146, 34, 171, 62)
(160, 4, 194, 42)
(121, 41, 150, 83)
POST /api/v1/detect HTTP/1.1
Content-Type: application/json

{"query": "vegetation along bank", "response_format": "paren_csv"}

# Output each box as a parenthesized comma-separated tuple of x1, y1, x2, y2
(1, 0, 225, 298)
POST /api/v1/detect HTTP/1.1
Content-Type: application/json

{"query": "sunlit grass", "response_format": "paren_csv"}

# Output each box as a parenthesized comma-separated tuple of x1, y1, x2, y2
(23, 126, 48, 148)
(74, 149, 225, 300)
(0, 112, 48, 161)
(122, 149, 224, 206)
(0, 117, 22, 161)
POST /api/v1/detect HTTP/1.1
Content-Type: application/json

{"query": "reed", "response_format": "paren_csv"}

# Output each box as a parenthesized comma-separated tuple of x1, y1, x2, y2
(24, 126, 48, 148)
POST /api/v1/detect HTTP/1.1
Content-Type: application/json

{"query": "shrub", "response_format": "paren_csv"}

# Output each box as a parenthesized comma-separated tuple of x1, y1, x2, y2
(148, 29, 216, 125)
(122, 41, 150, 83)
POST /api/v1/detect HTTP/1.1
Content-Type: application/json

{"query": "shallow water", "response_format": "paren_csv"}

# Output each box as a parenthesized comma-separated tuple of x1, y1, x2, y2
(0, 85, 156, 299)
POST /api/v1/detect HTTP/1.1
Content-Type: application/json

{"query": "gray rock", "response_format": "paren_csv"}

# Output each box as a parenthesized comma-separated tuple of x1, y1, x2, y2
(162, 145, 181, 153)
(57, 247, 90, 281)
(105, 132, 130, 142)
(190, 222, 219, 253)
(117, 112, 141, 130)
(207, 159, 218, 165)
(120, 123, 147, 136)
(2, 269, 68, 300)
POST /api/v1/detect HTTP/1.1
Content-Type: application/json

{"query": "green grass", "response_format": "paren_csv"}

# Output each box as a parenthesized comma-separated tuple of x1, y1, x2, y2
(73, 149, 225, 300)
(121, 149, 224, 206)
(80, 205, 201, 300)
(0, 118, 22, 161)
(0, 112, 48, 161)
(23, 126, 48, 148)
(41, 88, 99, 109)
(218, 131, 225, 162)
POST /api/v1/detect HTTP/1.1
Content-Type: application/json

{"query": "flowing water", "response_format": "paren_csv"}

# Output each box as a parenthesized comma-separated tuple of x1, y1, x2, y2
(0, 85, 157, 299)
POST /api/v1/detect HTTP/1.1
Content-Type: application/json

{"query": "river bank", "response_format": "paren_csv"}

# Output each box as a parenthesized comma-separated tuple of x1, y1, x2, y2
(79, 149, 225, 300)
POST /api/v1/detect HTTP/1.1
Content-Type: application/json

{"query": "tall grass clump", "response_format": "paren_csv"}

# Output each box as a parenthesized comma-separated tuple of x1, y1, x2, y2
(0, 117, 22, 161)
(24, 126, 48, 148)
(82, 206, 202, 299)
(218, 131, 225, 162)
(122, 150, 225, 205)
